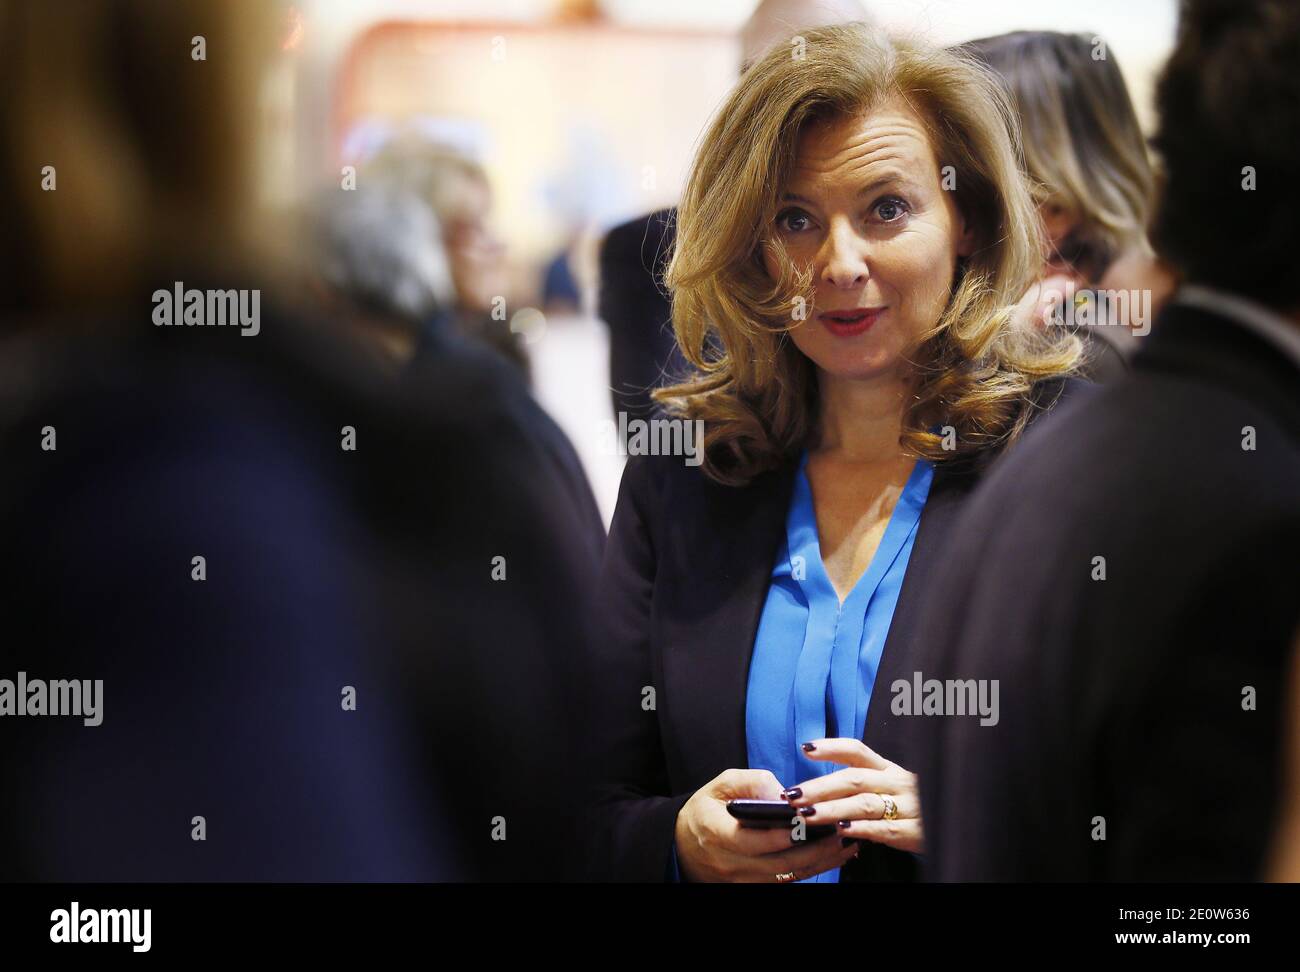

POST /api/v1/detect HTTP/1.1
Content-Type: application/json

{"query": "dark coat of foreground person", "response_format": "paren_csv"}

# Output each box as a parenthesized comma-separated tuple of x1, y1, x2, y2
(916, 298, 1300, 881)
(0, 300, 603, 881)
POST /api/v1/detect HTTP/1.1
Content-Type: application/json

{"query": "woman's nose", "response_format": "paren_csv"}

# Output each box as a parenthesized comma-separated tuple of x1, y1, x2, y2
(819, 224, 868, 289)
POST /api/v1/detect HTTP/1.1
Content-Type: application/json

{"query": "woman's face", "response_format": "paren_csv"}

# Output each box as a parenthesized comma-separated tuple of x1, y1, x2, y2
(1039, 199, 1083, 279)
(764, 98, 974, 382)
(445, 175, 507, 314)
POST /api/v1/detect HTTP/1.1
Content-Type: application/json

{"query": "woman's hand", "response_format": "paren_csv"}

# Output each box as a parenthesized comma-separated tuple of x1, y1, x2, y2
(1012, 272, 1082, 332)
(674, 768, 860, 883)
(782, 738, 924, 854)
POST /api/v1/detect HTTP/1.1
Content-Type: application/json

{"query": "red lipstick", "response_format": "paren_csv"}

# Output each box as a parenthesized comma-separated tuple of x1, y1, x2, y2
(817, 307, 884, 337)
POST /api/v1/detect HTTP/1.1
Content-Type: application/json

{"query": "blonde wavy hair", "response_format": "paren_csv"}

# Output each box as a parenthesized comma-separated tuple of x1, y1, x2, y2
(656, 22, 1079, 486)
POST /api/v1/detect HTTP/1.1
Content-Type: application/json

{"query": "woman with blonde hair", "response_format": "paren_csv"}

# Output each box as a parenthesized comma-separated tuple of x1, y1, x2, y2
(585, 21, 1083, 883)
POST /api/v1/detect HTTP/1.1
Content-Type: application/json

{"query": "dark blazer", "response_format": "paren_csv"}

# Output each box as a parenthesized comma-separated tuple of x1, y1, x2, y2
(597, 209, 686, 422)
(916, 299, 1300, 881)
(584, 377, 1082, 882)
(1077, 326, 1130, 384)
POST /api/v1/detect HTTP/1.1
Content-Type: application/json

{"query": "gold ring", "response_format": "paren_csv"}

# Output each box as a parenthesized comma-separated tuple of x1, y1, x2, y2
(881, 795, 898, 820)
(775, 871, 797, 883)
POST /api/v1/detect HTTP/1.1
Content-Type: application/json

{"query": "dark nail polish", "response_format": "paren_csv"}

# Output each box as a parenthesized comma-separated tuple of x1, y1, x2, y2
(801, 742, 817, 753)
(837, 820, 852, 829)
(781, 787, 802, 801)
(797, 805, 816, 817)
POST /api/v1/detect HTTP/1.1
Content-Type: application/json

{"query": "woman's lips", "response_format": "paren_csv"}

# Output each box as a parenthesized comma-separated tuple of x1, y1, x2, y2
(818, 307, 884, 337)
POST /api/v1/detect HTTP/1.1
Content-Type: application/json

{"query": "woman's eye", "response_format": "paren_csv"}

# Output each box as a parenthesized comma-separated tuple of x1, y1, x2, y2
(776, 208, 814, 233)
(873, 197, 909, 223)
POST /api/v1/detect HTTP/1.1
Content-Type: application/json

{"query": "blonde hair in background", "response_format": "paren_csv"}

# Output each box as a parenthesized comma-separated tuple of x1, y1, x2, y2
(0, 0, 282, 321)
(957, 31, 1156, 280)
(657, 22, 1080, 486)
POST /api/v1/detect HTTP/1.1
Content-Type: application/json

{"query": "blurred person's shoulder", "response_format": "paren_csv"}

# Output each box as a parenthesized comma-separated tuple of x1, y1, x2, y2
(2, 300, 402, 421)
(1132, 300, 1300, 439)
(401, 325, 590, 483)
(401, 326, 540, 436)
(599, 208, 677, 276)
(937, 374, 1096, 486)
(0, 293, 457, 522)
(920, 333, 1300, 684)
(1017, 373, 1098, 439)
(401, 325, 606, 548)
(956, 310, 1300, 544)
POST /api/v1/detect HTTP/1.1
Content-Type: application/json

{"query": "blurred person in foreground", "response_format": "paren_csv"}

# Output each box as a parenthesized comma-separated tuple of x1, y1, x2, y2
(0, 0, 597, 881)
(957, 30, 1178, 380)
(598, 0, 871, 425)
(918, 0, 1300, 881)
(585, 22, 1085, 883)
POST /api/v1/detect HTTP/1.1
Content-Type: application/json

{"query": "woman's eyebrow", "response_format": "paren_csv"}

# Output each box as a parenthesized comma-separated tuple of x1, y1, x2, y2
(855, 171, 915, 196)
(781, 172, 921, 206)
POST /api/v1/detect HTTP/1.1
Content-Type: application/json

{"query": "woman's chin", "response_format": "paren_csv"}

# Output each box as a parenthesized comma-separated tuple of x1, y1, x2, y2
(811, 355, 904, 384)
(794, 332, 910, 384)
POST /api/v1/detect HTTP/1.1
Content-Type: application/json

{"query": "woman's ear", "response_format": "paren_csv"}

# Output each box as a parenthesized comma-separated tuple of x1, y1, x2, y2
(955, 215, 977, 258)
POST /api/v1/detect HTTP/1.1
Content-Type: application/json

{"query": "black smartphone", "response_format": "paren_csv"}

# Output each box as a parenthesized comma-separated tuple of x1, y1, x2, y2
(726, 799, 835, 838)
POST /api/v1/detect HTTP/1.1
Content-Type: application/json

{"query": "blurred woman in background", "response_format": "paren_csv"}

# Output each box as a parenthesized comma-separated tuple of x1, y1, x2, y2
(298, 182, 457, 369)
(957, 31, 1177, 376)
(360, 138, 528, 377)
(296, 179, 605, 558)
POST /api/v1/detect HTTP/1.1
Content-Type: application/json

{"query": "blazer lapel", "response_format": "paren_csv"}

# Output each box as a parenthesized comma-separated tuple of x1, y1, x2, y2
(862, 462, 976, 762)
(662, 463, 797, 789)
